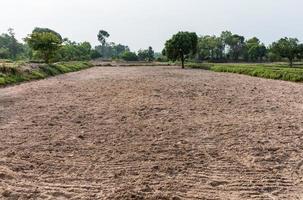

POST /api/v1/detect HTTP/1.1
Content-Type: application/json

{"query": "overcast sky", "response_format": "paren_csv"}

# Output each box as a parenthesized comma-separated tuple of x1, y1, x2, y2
(1, 0, 302, 51)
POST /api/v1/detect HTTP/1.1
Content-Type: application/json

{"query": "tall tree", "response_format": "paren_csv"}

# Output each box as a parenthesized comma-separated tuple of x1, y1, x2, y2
(7, 28, 20, 59)
(163, 31, 198, 68)
(220, 31, 233, 58)
(97, 30, 110, 46)
(0, 28, 24, 59)
(229, 34, 245, 61)
(147, 46, 155, 62)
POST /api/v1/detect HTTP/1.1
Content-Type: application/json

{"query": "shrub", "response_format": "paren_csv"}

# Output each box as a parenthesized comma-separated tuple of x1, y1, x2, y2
(121, 51, 138, 61)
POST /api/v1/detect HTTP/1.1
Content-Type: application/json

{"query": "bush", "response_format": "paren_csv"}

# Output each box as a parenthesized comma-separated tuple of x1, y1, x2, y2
(121, 51, 138, 61)
(0, 64, 20, 74)
(90, 50, 102, 59)
(268, 52, 281, 62)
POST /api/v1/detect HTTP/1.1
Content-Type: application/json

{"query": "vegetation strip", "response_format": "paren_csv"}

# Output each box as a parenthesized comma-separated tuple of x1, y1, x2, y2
(1, 26, 303, 85)
(186, 63, 303, 82)
(0, 61, 92, 86)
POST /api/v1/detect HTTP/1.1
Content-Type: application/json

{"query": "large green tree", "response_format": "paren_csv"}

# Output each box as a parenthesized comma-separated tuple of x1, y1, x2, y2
(270, 37, 301, 67)
(25, 31, 62, 63)
(163, 31, 198, 68)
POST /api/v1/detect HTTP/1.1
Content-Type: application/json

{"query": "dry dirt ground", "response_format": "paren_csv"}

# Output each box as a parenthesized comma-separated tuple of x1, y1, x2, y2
(1, 66, 303, 200)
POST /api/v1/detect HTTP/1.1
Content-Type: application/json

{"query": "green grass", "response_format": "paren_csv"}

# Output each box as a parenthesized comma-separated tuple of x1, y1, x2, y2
(0, 61, 92, 86)
(186, 62, 303, 82)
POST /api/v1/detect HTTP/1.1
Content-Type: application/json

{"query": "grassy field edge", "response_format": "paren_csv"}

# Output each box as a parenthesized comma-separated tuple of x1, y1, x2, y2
(0, 61, 93, 86)
(186, 63, 303, 82)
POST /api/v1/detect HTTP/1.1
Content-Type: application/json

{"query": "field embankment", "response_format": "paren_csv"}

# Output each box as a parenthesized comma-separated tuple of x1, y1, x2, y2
(0, 60, 92, 86)
(187, 62, 303, 82)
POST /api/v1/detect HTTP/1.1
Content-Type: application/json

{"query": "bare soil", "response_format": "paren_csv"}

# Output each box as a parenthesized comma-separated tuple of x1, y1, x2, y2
(1, 66, 303, 199)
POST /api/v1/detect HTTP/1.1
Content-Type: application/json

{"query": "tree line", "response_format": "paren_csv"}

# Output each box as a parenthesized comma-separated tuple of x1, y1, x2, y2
(163, 31, 303, 68)
(1, 28, 302, 66)
(0, 28, 155, 63)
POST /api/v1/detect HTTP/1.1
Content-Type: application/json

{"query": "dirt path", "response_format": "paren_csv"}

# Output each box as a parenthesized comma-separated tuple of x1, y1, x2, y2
(1, 66, 303, 199)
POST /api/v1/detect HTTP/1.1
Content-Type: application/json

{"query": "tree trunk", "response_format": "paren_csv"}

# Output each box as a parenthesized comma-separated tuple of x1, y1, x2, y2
(44, 52, 50, 64)
(289, 58, 293, 67)
(181, 52, 185, 69)
(45, 55, 50, 64)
